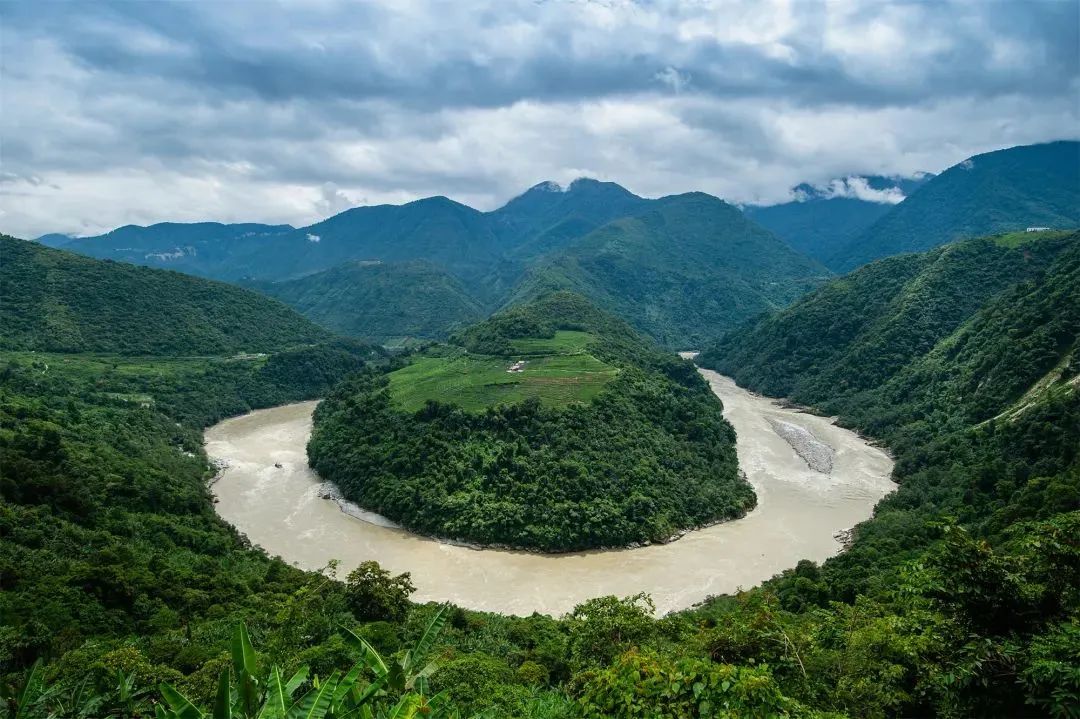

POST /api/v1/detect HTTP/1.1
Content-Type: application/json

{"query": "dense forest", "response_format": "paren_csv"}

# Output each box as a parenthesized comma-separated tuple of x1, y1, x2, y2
(0, 235, 332, 355)
(255, 260, 486, 343)
(308, 293, 753, 551)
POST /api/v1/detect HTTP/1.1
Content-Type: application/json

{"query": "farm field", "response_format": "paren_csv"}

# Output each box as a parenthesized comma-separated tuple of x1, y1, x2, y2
(388, 331, 618, 411)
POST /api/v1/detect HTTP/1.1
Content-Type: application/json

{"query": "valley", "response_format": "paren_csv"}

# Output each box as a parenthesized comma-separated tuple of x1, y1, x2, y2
(3, 151, 1078, 717)
(206, 366, 895, 615)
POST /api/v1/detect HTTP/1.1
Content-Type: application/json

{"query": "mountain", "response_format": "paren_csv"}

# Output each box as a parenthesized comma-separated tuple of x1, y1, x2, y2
(258, 260, 486, 342)
(696, 230, 1079, 719)
(51, 222, 296, 278)
(509, 192, 831, 348)
(829, 141, 1080, 271)
(39, 179, 834, 347)
(489, 178, 649, 259)
(41, 182, 644, 285)
(35, 232, 76, 248)
(700, 229, 1079, 445)
(309, 291, 752, 551)
(273, 196, 506, 283)
(0, 234, 332, 355)
(743, 174, 933, 267)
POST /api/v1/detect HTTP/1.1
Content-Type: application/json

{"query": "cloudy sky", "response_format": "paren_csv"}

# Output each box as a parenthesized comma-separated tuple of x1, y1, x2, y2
(1, 0, 1077, 237)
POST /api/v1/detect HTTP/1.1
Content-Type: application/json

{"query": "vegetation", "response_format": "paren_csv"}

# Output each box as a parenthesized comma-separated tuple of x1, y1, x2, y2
(1, 235, 331, 355)
(508, 193, 829, 348)
(829, 141, 1080, 271)
(5, 211, 1080, 717)
(40, 183, 828, 349)
(308, 293, 752, 551)
(256, 260, 486, 343)
(699, 231, 1079, 449)
(385, 332, 617, 412)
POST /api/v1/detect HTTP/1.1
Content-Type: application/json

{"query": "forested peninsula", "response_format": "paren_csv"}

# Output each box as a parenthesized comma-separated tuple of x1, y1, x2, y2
(308, 292, 754, 551)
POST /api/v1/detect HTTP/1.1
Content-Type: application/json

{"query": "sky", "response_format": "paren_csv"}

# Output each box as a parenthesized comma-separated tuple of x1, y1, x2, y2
(1, 0, 1077, 238)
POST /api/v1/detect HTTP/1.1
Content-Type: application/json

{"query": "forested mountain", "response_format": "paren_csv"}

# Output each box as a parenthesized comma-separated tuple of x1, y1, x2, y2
(699, 230, 1079, 439)
(38, 181, 647, 285)
(490, 178, 649, 259)
(308, 292, 754, 551)
(508, 193, 830, 347)
(829, 141, 1080, 270)
(257, 260, 486, 342)
(38, 222, 296, 278)
(44, 179, 830, 348)
(0, 235, 332, 355)
(743, 174, 933, 267)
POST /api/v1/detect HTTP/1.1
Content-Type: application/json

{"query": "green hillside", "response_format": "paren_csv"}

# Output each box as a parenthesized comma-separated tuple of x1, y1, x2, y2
(258, 260, 486, 342)
(308, 292, 753, 551)
(829, 141, 1080, 270)
(699, 230, 1079, 446)
(509, 193, 830, 348)
(0, 235, 332, 355)
(387, 332, 618, 412)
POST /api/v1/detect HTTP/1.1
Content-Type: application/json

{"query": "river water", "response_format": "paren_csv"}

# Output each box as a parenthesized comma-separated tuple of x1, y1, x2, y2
(206, 368, 894, 616)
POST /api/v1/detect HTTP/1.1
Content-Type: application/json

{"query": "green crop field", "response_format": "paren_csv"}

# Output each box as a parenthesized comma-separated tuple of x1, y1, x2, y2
(992, 228, 1075, 248)
(388, 332, 618, 411)
(507, 329, 594, 355)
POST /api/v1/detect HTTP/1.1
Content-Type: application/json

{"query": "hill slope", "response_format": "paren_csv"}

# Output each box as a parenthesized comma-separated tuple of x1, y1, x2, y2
(0, 235, 331, 355)
(700, 230, 1079, 447)
(509, 193, 830, 347)
(830, 141, 1080, 270)
(259, 260, 486, 342)
(308, 292, 753, 551)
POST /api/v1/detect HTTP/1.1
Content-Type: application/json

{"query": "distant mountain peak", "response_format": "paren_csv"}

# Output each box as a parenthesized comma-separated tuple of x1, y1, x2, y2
(528, 180, 565, 193)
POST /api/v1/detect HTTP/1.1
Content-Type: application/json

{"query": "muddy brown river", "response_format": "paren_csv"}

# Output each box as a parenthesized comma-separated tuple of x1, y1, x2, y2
(206, 367, 895, 616)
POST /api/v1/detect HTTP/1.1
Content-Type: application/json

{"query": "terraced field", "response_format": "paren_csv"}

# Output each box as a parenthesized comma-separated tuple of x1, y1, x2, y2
(387, 331, 618, 411)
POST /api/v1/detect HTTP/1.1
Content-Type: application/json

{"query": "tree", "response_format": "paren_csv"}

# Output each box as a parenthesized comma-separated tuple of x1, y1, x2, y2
(345, 562, 416, 623)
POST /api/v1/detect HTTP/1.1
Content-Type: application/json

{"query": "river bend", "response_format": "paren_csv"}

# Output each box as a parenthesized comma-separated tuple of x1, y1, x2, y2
(206, 368, 894, 615)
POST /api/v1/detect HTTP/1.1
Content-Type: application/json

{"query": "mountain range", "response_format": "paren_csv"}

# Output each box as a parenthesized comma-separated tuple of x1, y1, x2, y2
(34, 141, 1077, 346)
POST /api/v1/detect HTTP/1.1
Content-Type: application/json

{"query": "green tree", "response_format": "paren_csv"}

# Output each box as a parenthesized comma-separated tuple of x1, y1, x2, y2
(344, 562, 416, 623)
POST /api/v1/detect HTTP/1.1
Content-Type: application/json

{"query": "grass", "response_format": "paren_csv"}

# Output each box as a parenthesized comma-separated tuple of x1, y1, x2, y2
(992, 228, 1075, 248)
(388, 331, 619, 412)
(508, 330, 594, 355)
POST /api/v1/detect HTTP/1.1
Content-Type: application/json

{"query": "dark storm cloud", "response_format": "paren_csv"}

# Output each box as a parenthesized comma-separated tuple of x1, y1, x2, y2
(1, 0, 1076, 237)
(7, 0, 1076, 108)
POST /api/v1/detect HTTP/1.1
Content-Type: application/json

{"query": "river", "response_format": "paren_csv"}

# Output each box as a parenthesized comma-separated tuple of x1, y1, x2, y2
(205, 367, 894, 616)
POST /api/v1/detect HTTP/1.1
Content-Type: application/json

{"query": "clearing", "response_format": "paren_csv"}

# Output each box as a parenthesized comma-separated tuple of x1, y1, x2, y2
(387, 331, 619, 412)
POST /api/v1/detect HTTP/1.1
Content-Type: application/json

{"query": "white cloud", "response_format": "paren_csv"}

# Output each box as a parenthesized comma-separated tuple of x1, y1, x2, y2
(822, 177, 906, 205)
(0, 0, 1075, 236)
